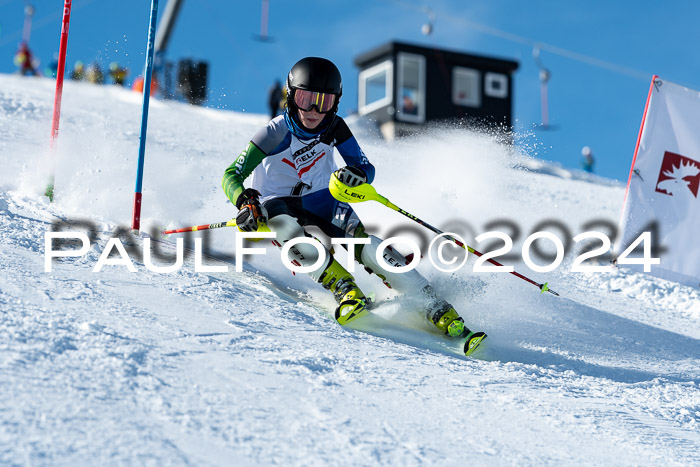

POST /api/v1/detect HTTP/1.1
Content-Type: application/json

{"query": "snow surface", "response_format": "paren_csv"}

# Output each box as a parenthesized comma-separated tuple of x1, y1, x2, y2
(1, 74, 699, 465)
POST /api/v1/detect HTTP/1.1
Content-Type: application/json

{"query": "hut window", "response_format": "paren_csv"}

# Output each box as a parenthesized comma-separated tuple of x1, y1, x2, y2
(485, 72, 508, 98)
(452, 67, 481, 107)
(358, 60, 393, 115)
(396, 53, 425, 123)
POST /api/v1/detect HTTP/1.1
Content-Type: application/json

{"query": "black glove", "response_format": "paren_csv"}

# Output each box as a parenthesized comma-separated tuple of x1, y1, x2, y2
(334, 166, 367, 187)
(235, 188, 267, 232)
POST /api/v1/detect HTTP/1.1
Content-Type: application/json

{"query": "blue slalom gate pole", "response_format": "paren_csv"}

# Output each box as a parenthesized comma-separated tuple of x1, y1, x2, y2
(131, 0, 159, 232)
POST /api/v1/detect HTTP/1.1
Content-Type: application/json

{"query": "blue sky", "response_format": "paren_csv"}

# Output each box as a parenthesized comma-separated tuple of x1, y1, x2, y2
(1, 0, 698, 181)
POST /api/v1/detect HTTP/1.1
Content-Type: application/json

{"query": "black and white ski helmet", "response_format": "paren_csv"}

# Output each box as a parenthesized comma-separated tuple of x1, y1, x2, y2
(286, 57, 342, 116)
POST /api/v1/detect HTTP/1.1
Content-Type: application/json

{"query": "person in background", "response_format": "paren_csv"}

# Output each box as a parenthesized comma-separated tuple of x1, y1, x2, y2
(267, 79, 284, 120)
(280, 85, 288, 114)
(13, 42, 39, 76)
(44, 53, 59, 78)
(132, 75, 158, 96)
(402, 92, 418, 115)
(86, 62, 104, 84)
(581, 146, 595, 173)
(70, 61, 85, 81)
(108, 62, 128, 86)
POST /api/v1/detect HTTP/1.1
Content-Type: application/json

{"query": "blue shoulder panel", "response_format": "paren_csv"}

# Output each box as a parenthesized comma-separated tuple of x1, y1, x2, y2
(270, 131, 292, 156)
(336, 136, 375, 183)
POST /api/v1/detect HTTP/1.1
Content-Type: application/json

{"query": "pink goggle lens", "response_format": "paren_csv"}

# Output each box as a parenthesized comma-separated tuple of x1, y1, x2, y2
(294, 89, 336, 113)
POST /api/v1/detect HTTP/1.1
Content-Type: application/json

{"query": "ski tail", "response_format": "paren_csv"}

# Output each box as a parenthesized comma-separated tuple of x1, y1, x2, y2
(334, 295, 372, 325)
(463, 331, 487, 356)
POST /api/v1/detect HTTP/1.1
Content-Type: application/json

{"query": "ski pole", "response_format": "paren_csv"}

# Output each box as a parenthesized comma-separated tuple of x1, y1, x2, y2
(329, 174, 559, 296)
(162, 219, 237, 235)
(162, 220, 271, 238)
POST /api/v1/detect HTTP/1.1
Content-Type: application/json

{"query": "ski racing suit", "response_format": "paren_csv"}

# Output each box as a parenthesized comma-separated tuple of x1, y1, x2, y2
(222, 112, 429, 293)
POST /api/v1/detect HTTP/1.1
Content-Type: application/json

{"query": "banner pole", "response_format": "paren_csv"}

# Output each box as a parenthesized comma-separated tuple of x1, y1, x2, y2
(131, 0, 160, 233)
(45, 0, 72, 202)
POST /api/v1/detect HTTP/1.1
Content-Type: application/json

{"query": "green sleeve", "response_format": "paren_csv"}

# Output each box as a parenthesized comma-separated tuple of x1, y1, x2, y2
(222, 142, 267, 206)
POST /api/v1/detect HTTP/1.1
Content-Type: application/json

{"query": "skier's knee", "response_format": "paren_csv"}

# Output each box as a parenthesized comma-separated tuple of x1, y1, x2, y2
(268, 214, 329, 277)
(359, 235, 429, 292)
(267, 214, 304, 242)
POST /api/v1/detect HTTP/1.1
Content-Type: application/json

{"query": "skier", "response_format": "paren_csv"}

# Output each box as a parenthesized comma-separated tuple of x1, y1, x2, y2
(108, 62, 128, 86)
(13, 42, 39, 76)
(70, 61, 85, 81)
(581, 146, 595, 173)
(267, 79, 284, 120)
(85, 62, 105, 84)
(222, 57, 485, 354)
(44, 53, 59, 78)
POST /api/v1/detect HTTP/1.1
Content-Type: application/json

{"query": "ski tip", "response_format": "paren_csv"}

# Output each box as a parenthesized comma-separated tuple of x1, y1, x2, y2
(463, 331, 487, 356)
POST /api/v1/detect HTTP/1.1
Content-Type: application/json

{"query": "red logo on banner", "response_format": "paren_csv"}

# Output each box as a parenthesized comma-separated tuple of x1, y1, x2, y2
(655, 151, 700, 198)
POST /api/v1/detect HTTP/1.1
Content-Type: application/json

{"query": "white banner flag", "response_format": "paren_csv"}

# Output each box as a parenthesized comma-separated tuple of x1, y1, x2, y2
(616, 76, 700, 288)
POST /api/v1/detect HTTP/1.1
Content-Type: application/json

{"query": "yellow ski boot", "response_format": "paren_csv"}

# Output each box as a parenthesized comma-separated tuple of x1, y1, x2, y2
(427, 301, 487, 356)
(318, 257, 369, 325)
(428, 302, 467, 337)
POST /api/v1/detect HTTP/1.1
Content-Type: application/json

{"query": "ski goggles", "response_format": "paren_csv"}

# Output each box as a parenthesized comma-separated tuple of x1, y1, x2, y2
(293, 89, 337, 113)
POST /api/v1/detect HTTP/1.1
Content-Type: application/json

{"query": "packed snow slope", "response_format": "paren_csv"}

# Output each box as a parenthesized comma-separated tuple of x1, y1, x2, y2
(1, 74, 699, 465)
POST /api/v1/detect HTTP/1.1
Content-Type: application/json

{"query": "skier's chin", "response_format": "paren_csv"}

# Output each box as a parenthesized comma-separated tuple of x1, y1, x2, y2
(298, 111, 323, 129)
